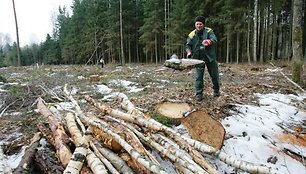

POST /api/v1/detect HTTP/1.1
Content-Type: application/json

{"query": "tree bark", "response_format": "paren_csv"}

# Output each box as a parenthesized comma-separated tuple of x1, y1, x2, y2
(291, 0, 304, 83)
(11, 0, 21, 66)
(253, 0, 258, 62)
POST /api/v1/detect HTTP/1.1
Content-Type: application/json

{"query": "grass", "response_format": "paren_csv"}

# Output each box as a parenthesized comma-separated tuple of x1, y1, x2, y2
(151, 113, 177, 127)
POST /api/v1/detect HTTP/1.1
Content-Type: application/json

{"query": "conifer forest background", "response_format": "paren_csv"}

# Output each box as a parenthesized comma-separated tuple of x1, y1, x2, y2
(0, 0, 305, 67)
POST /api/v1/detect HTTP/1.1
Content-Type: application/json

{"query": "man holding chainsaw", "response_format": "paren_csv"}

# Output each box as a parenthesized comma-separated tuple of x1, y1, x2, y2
(186, 16, 220, 101)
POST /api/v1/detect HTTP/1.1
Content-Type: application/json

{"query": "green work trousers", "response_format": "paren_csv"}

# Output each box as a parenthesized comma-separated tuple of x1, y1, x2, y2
(195, 58, 220, 97)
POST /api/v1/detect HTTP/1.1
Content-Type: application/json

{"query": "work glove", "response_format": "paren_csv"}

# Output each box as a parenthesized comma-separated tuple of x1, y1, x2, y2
(186, 50, 192, 58)
(203, 39, 213, 46)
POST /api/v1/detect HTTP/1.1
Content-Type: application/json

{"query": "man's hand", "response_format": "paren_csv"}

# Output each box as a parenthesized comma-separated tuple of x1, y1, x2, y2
(203, 39, 213, 46)
(186, 50, 192, 58)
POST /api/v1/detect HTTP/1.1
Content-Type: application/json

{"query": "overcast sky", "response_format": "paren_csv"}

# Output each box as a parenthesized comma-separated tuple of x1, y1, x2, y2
(0, 0, 72, 46)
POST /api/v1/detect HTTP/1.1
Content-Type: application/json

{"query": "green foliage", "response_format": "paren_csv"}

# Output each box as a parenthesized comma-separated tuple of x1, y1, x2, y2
(0, 74, 7, 83)
(152, 113, 174, 127)
(3, 84, 23, 95)
(1, 0, 302, 65)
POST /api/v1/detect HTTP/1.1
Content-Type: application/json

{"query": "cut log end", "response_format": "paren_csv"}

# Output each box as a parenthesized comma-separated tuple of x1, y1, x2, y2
(154, 102, 191, 125)
(182, 109, 225, 150)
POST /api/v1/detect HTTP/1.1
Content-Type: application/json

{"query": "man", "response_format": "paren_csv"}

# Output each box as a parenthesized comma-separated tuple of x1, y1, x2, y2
(186, 16, 220, 101)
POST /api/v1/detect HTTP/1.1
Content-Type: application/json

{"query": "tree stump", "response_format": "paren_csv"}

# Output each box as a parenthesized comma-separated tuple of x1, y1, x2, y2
(182, 109, 225, 149)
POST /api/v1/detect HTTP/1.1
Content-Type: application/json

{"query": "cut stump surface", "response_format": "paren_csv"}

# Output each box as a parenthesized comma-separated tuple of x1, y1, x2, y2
(182, 109, 225, 149)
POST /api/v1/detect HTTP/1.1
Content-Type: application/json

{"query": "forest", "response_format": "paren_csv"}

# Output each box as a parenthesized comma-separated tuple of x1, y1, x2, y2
(0, 0, 305, 67)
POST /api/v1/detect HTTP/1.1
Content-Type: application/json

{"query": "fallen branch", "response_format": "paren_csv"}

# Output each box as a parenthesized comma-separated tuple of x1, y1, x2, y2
(270, 63, 306, 94)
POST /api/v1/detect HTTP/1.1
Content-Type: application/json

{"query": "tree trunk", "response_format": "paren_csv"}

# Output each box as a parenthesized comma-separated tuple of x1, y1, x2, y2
(253, 0, 258, 62)
(247, 8, 251, 63)
(120, 0, 125, 65)
(259, 7, 265, 63)
(271, 14, 278, 61)
(155, 33, 158, 64)
(291, 0, 304, 83)
(226, 34, 230, 63)
(11, 0, 21, 66)
(236, 33, 240, 64)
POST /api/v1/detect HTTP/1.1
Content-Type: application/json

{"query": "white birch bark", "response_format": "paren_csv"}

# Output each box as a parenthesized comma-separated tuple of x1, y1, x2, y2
(87, 149, 108, 174)
(63, 146, 87, 174)
(110, 116, 206, 174)
(90, 141, 120, 174)
(64, 112, 88, 174)
(64, 85, 168, 174)
(84, 95, 284, 174)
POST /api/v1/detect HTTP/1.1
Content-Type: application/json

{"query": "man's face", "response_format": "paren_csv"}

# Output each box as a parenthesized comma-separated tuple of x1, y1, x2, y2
(195, 21, 204, 31)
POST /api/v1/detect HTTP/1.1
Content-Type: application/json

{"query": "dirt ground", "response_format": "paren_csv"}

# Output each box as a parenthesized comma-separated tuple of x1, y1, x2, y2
(0, 61, 305, 167)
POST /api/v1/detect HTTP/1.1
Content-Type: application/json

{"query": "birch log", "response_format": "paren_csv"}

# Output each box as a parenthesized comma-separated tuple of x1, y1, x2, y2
(90, 141, 120, 174)
(36, 98, 72, 167)
(92, 141, 134, 174)
(164, 58, 205, 70)
(110, 117, 207, 174)
(84, 95, 284, 174)
(115, 94, 217, 174)
(64, 85, 168, 174)
(64, 112, 88, 174)
(87, 149, 108, 174)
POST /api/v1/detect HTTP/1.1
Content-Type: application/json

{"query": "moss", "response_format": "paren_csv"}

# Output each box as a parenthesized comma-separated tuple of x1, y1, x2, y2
(152, 113, 176, 127)
(291, 60, 302, 83)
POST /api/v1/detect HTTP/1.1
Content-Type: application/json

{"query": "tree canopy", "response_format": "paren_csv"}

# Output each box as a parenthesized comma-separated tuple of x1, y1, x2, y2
(0, 0, 305, 67)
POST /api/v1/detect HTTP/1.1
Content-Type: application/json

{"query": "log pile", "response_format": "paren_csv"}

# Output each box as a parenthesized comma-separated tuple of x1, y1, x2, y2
(14, 84, 285, 174)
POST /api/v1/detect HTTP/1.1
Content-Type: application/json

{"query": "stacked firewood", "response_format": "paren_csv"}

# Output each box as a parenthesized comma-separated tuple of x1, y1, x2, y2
(14, 84, 284, 174)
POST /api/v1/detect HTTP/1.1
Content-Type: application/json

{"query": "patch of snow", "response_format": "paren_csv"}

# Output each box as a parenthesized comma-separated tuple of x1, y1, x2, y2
(93, 84, 112, 94)
(2, 112, 22, 116)
(66, 74, 74, 78)
(220, 93, 306, 174)
(102, 92, 120, 101)
(77, 76, 85, 79)
(56, 102, 74, 110)
(265, 68, 282, 72)
(108, 79, 143, 93)
(127, 86, 144, 93)
(7, 146, 26, 169)
(109, 79, 134, 87)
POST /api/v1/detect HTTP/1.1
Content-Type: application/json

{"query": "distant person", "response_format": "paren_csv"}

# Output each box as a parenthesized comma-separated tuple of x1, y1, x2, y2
(185, 16, 220, 101)
(99, 58, 105, 68)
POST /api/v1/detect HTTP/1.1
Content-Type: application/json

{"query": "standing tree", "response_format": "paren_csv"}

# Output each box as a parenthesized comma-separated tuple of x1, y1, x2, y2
(120, 0, 125, 65)
(253, 0, 258, 63)
(12, 0, 21, 66)
(291, 0, 304, 83)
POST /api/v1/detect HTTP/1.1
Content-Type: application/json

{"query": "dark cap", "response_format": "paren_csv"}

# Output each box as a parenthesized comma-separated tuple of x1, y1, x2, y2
(195, 16, 205, 24)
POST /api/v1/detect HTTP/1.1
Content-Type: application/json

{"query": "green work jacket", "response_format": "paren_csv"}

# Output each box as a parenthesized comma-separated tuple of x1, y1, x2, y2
(186, 27, 218, 62)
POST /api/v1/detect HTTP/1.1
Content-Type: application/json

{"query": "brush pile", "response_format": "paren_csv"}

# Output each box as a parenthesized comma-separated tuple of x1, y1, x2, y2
(8, 84, 284, 174)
